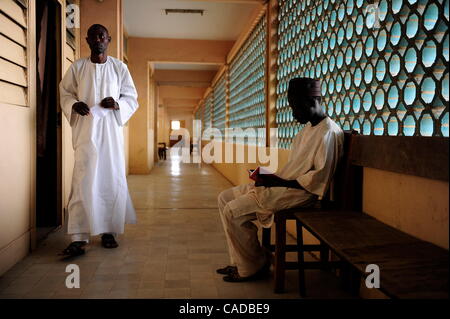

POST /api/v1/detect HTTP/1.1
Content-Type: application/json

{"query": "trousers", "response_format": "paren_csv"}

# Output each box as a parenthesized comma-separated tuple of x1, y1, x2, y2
(217, 185, 269, 277)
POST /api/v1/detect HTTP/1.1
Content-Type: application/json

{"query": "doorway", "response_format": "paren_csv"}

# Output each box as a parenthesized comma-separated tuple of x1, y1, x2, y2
(35, 0, 62, 242)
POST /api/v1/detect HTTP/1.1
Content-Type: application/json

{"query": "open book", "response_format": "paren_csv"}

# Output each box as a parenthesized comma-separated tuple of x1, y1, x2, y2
(248, 167, 276, 181)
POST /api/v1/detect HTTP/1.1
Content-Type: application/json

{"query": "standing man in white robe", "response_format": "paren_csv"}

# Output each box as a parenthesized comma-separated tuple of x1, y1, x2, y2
(59, 24, 138, 256)
(216, 77, 344, 282)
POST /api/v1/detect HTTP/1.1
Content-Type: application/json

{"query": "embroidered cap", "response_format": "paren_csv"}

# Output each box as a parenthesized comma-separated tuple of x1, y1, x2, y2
(288, 77, 321, 97)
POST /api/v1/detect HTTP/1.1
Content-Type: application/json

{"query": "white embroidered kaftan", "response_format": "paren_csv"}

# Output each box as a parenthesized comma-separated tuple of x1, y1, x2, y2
(227, 117, 344, 227)
(59, 56, 138, 236)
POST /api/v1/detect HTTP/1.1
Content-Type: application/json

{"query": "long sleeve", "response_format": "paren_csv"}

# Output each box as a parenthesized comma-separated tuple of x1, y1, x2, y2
(114, 64, 138, 126)
(59, 64, 79, 127)
(296, 131, 341, 198)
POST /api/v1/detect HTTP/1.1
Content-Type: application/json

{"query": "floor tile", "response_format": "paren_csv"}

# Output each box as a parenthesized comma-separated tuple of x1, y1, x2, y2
(0, 154, 352, 300)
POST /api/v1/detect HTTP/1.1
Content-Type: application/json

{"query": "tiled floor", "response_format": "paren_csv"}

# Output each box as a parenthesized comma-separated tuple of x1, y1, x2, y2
(0, 154, 351, 299)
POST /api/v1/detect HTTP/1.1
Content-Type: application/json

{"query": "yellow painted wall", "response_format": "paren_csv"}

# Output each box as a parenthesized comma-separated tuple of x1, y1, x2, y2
(127, 37, 234, 174)
(79, 0, 122, 59)
(0, 0, 36, 275)
(363, 167, 449, 249)
(0, 104, 34, 275)
(168, 111, 194, 142)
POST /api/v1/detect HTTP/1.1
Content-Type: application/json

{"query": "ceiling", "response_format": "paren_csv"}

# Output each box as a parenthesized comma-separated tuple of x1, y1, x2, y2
(154, 62, 220, 71)
(123, 0, 262, 112)
(123, 0, 260, 41)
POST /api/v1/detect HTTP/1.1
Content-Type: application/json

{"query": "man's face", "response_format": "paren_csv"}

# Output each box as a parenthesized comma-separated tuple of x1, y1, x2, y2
(288, 92, 313, 125)
(86, 28, 110, 55)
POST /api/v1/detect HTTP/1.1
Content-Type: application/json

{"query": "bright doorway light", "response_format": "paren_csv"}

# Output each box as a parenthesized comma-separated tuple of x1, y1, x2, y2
(171, 120, 180, 130)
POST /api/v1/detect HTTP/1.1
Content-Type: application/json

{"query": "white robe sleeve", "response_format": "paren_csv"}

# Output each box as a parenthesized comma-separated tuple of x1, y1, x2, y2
(296, 131, 341, 198)
(114, 64, 138, 126)
(59, 64, 79, 127)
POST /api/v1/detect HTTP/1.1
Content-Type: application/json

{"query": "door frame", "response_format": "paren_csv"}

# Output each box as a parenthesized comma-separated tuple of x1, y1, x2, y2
(30, 0, 64, 250)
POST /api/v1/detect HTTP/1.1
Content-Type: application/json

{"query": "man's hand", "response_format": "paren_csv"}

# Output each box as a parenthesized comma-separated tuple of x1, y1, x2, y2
(100, 97, 119, 110)
(254, 174, 285, 187)
(255, 173, 304, 189)
(72, 101, 90, 116)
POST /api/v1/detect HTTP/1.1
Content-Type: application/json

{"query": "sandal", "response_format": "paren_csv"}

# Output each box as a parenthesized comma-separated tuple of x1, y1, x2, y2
(60, 241, 87, 257)
(101, 234, 118, 249)
(216, 265, 237, 275)
(223, 263, 270, 283)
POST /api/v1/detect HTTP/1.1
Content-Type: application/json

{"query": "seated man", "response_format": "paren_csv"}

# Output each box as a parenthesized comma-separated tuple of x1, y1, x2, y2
(216, 77, 344, 282)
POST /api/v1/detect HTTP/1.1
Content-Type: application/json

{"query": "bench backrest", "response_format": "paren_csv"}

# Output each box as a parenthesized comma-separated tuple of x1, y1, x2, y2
(326, 134, 449, 211)
(349, 135, 449, 182)
(325, 130, 363, 211)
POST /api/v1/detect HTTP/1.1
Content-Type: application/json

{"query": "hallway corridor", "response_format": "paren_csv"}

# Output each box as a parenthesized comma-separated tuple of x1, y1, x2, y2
(0, 155, 349, 299)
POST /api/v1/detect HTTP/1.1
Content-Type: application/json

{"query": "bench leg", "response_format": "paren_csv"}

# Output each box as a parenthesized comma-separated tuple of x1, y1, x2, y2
(296, 220, 306, 297)
(349, 268, 361, 297)
(320, 241, 329, 271)
(340, 263, 360, 297)
(262, 227, 271, 251)
(274, 217, 286, 293)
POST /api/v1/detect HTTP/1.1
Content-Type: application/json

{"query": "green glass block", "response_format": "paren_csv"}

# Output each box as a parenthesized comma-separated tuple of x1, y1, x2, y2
(345, 46, 353, 65)
(355, 40, 363, 61)
(392, 0, 403, 14)
(363, 91, 372, 111)
(423, 3, 439, 31)
(353, 94, 361, 113)
(404, 81, 417, 106)
(364, 64, 374, 84)
(344, 71, 352, 90)
(344, 96, 351, 114)
(405, 47, 418, 73)
(375, 59, 386, 81)
(229, 14, 266, 144)
(374, 117, 384, 135)
(419, 114, 434, 136)
(388, 85, 399, 109)
(355, 14, 364, 35)
(444, 0, 449, 18)
(336, 75, 343, 92)
(403, 115, 416, 136)
(378, 0, 391, 22)
(442, 73, 449, 102)
(328, 78, 335, 94)
(375, 89, 385, 110)
(365, 36, 374, 57)
(441, 112, 449, 137)
(389, 54, 401, 76)
(390, 22, 401, 46)
(363, 119, 372, 134)
(354, 67, 362, 87)
(388, 116, 399, 135)
(443, 34, 449, 62)
(421, 77, 436, 104)
(422, 40, 437, 68)
(336, 99, 342, 114)
(338, 3, 345, 22)
(327, 100, 334, 116)
(406, 14, 419, 39)
(352, 119, 361, 132)
(276, 0, 447, 141)
(377, 30, 388, 51)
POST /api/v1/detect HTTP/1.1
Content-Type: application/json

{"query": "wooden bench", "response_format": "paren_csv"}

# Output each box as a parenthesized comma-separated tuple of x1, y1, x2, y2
(295, 210, 449, 298)
(264, 133, 449, 298)
(263, 130, 361, 293)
